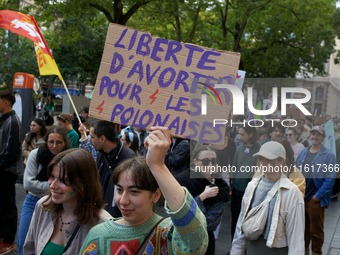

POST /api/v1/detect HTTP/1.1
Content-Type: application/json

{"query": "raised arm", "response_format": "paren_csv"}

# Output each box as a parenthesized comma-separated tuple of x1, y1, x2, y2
(144, 126, 185, 212)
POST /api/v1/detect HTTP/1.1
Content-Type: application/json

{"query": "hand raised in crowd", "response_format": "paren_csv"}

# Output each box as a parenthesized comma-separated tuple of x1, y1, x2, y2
(144, 126, 171, 170)
(78, 123, 89, 140)
(200, 185, 219, 201)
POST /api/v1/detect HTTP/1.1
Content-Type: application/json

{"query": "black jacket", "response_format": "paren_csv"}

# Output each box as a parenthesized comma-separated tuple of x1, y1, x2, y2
(164, 138, 190, 177)
(72, 113, 85, 138)
(96, 139, 135, 217)
(0, 110, 23, 175)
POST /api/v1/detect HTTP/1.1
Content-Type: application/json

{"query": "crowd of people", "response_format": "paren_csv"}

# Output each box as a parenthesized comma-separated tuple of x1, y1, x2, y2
(0, 89, 340, 255)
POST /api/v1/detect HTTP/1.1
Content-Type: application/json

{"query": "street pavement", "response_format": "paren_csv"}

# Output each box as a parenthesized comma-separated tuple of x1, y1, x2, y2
(8, 183, 340, 255)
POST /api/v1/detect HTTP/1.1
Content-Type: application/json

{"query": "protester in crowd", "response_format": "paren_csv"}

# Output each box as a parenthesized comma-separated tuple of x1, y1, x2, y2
(233, 125, 243, 149)
(23, 149, 112, 255)
(72, 106, 89, 138)
(257, 128, 268, 143)
(57, 113, 79, 148)
(78, 124, 98, 161)
(260, 121, 285, 145)
(230, 116, 245, 140)
(35, 97, 45, 119)
(296, 123, 310, 147)
(17, 126, 70, 255)
(296, 126, 336, 255)
(286, 127, 305, 161)
(121, 125, 149, 155)
(120, 131, 139, 154)
(80, 127, 208, 255)
(230, 125, 260, 239)
(22, 118, 46, 165)
(305, 117, 313, 129)
(209, 126, 236, 186)
(0, 91, 23, 254)
(313, 119, 320, 126)
(176, 145, 229, 254)
(35, 96, 41, 108)
(165, 137, 190, 178)
(231, 141, 305, 255)
(44, 111, 54, 126)
(254, 138, 306, 196)
(79, 120, 135, 216)
(44, 96, 56, 117)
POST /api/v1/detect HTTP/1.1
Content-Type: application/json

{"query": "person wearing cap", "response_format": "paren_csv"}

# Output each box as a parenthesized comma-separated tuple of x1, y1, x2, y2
(72, 106, 89, 138)
(296, 126, 336, 255)
(57, 113, 79, 148)
(231, 141, 305, 255)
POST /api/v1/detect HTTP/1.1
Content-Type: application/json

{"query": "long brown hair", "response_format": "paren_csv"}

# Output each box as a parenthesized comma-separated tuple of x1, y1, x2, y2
(42, 126, 70, 151)
(42, 149, 104, 224)
(25, 118, 47, 146)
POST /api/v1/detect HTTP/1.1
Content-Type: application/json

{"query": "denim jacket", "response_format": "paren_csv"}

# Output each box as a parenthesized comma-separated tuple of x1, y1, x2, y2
(295, 145, 336, 208)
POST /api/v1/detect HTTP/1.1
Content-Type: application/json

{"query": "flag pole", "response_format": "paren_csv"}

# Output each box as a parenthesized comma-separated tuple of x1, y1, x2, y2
(60, 78, 87, 138)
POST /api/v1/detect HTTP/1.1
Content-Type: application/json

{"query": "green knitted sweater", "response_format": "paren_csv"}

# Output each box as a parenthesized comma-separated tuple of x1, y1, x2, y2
(79, 189, 208, 255)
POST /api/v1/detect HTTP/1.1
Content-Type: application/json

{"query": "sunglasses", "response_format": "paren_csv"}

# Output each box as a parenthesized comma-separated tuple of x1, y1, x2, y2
(197, 158, 217, 166)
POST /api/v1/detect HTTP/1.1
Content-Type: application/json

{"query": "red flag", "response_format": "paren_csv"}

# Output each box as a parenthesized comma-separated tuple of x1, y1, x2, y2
(0, 10, 62, 79)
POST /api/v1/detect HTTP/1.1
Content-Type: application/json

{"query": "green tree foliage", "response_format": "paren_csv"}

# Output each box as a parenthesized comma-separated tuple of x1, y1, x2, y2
(35, 0, 152, 25)
(47, 15, 109, 85)
(0, 32, 40, 89)
(1, 0, 339, 91)
(0, 0, 40, 89)
(127, 0, 209, 43)
(128, 0, 338, 100)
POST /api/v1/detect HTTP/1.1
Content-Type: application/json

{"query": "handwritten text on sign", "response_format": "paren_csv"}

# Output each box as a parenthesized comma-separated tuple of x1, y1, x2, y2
(89, 24, 240, 142)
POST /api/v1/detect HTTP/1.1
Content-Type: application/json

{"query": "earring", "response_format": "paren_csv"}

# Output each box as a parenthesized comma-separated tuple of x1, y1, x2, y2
(153, 200, 158, 204)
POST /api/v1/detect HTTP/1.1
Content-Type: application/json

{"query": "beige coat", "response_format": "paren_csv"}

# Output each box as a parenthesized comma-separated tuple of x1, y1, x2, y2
(22, 136, 45, 164)
(231, 173, 305, 255)
(23, 197, 112, 255)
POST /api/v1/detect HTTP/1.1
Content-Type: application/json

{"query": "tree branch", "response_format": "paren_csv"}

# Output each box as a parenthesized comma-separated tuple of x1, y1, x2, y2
(121, 0, 152, 25)
(188, 0, 202, 43)
(274, 3, 306, 22)
(221, 0, 229, 40)
(249, 0, 273, 14)
(89, 3, 114, 23)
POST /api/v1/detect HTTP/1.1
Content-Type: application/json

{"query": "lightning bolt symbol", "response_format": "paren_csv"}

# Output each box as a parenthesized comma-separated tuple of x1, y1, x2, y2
(149, 89, 159, 104)
(96, 100, 105, 114)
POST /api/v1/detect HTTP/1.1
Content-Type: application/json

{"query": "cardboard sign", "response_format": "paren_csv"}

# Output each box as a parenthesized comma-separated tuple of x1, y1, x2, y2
(89, 23, 240, 142)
